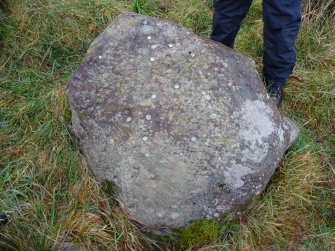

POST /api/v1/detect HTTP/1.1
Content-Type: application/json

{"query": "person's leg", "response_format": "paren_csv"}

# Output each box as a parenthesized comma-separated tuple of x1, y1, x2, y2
(211, 0, 253, 48)
(262, 0, 302, 105)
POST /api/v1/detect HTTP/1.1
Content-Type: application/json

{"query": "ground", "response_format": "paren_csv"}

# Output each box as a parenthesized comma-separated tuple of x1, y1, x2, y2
(0, 0, 334, 250)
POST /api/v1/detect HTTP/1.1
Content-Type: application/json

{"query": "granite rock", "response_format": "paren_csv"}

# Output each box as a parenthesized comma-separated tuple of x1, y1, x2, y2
(65, 12, 299, 233)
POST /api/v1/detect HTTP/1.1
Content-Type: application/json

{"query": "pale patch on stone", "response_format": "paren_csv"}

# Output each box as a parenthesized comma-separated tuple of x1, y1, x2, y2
(140, 24, 155, 34)
(171, 212, 180, 220)
(223, 162, 251, 189)
(238, 100, 275, 162)
(204, 94, 211, 101)
(145, 114, 152, 121)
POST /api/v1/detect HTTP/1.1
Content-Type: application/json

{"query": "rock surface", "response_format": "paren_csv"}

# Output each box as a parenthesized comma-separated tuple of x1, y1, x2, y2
(65, 12, 299, 233)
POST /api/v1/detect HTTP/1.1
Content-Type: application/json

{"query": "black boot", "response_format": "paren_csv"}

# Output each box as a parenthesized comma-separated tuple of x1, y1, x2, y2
(0, 211, 9, 227)
(264, 79, 284, 107)
(272, 87, 283, 107)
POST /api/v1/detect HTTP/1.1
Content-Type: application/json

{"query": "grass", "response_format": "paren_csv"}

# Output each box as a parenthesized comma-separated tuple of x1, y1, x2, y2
(0, 0, 334, 250)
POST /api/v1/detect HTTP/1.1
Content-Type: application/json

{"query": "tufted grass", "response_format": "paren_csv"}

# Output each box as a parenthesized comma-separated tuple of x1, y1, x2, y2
(1, 0, 334, 250)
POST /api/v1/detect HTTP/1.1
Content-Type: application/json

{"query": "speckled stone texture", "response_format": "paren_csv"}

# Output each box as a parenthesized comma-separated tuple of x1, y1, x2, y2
(66, 12, 299, 233)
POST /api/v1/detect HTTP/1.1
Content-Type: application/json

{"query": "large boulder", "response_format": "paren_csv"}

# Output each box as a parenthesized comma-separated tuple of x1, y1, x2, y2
(65, 12, 299, 233)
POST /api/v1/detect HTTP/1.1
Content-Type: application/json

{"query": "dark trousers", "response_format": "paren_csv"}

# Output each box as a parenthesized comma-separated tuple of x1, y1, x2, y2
(211, 0, 301, 89)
